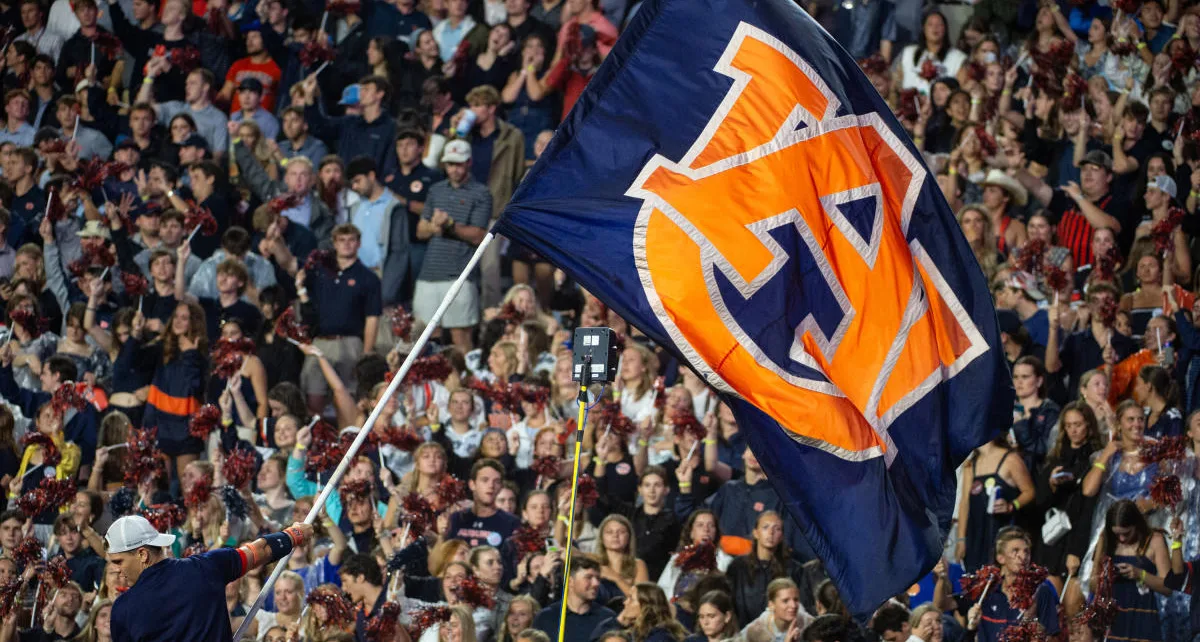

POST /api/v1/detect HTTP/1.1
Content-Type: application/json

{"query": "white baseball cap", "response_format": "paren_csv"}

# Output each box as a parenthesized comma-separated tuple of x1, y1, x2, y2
(105, 515, 177, 554)
(441, 139, 472, 164)
(1149, 174, 1178, 200)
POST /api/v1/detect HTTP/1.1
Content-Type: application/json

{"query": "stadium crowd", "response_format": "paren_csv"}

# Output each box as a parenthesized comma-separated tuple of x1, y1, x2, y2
(0, 0, 1198, 640)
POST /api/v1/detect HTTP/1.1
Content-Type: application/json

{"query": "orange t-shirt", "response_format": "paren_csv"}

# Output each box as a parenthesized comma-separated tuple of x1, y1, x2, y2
(225, 57, 283, 112)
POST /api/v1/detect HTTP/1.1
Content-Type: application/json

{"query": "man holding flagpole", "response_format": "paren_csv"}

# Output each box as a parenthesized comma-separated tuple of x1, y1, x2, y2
(106, 514, 313, 642)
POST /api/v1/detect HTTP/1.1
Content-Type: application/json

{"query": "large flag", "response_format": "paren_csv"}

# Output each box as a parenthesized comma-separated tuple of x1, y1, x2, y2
(495, 0, 1012, 615)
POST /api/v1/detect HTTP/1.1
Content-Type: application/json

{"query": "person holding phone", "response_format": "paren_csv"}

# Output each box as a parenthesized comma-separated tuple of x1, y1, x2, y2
(1032, 401, 1104, 589)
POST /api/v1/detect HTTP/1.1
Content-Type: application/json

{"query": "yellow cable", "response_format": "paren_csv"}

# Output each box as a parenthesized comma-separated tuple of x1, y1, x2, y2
(556, 387, 588, 642)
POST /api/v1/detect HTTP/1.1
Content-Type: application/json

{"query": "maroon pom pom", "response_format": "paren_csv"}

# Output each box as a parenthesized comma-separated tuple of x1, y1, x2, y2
(8, 308, 49, 340)
(407, 605, 452, 640)
(188, 405, 221, 440)
(1093, 247, 1121, 284)
(919, 57, 940, 80)
(183, 542, 208, 557)
(120, 272, 149, 298)
(675, 540, 718, 573)
(378, 425, 423, 452)
(184, 475, 213, 509)
(513, 382, 550, 408)
(20, 433, 61, 468)
(651, 376, 666, 409)
(325, 0, 360, 15)
(577, 474, 599, 509)
(897, 89, 920, 121)
(1044, 265, 1069, 294)
(12, 536, 43, 570)
(308, 586, 356, 628)
(402, 354, 454, 385)
(512, 525, 549, 555)
(959, 565, 1002, 602)
(40, 556, 71, 589)
(222, 448, 257, 489)
(858, 54, 889, 77)
(390, 306, 414, 341)
(299, 41, 336, 68)
(51, 382, 88, 416)
(464, 378, 522, 414)
(0, 580, 22, 619)
(274, 306, 313, 345)
(339, 479, 373, 507)
(1111, 0, 1141, 14)
(1140, 436, 1188, 464)
(1151, 208, 1184, 256)
(1014, 240, 1048, 276)
(1150, 474, 1183, 507)
(89, 31, 122, 59)
(671, 411, 707, 441)
(15, 478, 77, 517)
(166, 46, 202, 73)
(532, 456, 562, 480)
(999, 620, 1047, 642)
(401, 492, 437, 535)
(125, 427, 166, 486)
(1008, 564, 1050, 611)
(210, 336, 256, 380)
(268, 193, 305, 215)
(137, 503, 187, 532)
(454, 575, 496, 609)
(363, 600, 402, 642)
(435, 475, 468, 509)
(305, 420, 346, 477)
(183, 203, 218, 237)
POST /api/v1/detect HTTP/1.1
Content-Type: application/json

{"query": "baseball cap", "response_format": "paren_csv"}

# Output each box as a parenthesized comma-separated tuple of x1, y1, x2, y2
(996, 309, 1021, 336)
(441, 139, 472, 164)
(1005, 271, 1045, 301)
(1080, 150, 1113, 172)
(339, 85, 360, 106)
(105, 515, 177, 554)
(237, 77, 264, 94)
(77, 220, 112, 240)
(1149, 174, 1178, 200)
(180, 133, 208, 151)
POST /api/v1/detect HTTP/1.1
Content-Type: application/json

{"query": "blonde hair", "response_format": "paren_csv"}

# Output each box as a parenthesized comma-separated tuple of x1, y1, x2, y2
(71, 599, 112, 642)
(398, 442, 447, 495)
(497, 595, 541, 642)
(596, 514, 638, 582)
(958, 205, 1000, 281)
(489, 341, 519, 378)
(624, 343, 659, 401)
(429, 539, 471, 578)
(446, 605, 478, 642)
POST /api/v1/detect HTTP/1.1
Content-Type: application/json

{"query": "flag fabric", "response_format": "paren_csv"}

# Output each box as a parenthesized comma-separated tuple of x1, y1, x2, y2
(495, 0, 1013, 616)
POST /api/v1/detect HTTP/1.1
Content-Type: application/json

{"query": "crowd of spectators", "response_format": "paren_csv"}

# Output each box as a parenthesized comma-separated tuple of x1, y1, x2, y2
(0, 0, 1198, 641)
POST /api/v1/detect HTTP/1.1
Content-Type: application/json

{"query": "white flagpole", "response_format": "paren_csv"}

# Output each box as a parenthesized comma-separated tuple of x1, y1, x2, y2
(233, 233, 497, 640)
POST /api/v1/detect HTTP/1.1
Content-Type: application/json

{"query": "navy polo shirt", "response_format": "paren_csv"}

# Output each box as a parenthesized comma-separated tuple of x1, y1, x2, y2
(956, 580, 1059, 642)
(385, 164, 443, 243)
(10, 185, 45, 245)
(309, 260, 382, 338)
(110, 548, 243, 642)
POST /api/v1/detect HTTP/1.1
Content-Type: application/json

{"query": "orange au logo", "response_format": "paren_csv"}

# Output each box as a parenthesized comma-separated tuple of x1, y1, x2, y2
(628, 23, 989, 464)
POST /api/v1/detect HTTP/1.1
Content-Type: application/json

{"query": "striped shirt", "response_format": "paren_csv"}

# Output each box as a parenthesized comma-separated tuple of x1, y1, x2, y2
(419, 178, 493, 282)
(1048, 190, 1116, 268)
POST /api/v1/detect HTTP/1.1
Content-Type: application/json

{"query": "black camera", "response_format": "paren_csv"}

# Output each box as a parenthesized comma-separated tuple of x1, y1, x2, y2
(571, 327, 621, 384)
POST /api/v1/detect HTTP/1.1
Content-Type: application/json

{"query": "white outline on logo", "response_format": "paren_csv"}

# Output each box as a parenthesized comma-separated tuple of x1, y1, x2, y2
(626, 21, 989, 465)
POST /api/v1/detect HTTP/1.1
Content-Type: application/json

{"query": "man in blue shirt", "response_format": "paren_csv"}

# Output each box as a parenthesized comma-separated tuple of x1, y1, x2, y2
(533, 556, 615, 641)
(933, 527, 1060, 642)
(346, 156, 403, 273)
(107, 514, 312, 642)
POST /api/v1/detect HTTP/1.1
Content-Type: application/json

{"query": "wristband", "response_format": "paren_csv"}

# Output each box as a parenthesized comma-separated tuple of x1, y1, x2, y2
(1012, 498, 1022, 510)
(702, 438, 717, 445)
(293, 443, 307, 451)
(1189, 190, 1200, 199)
(947, 168, 957, 175)
(262, 531, 296, 561)
(637, 439, 649, 447)
(1171, 541, 1183, 550)
(142, 77, 154, 84)
(970, 99, 981, 105)
(1140, 569, 1147, 582)
(1137, 42, 1147, 50)
(557, 515, 570, 523)
(1092, 462, 1106, 471)
(678, 482, 692, 488)
(221, 418, 233, 427)
(430, 423, 441, 431)
(1001, 90, 1012, 96)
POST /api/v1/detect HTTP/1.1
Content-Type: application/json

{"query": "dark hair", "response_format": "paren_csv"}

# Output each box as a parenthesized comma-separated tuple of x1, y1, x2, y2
(816, 579, 848, 618)
(676, 508, 721, 552)
(359, 75, 392, 101)
(76, 490, 103, 525)
(745, 511, 790, 583)
(268, 382, 308, 420)
(470, 458, 506, 482)
(149, 159, 180, 185)
(346, 156, 377, 181)
(568, 554, 600, 577)
(805, 615, 853, 642)
(396, 128, 425, 145)
(0, 509, 25, 525)
(9, 41, 35, 64)
(339, 553, 384, 586)
(45, 355, 78, 383)
(1048, 401, 1103, 463)
(354, 353, 389, 403)
(1102, 499, 1152, 556)
(189, 159, 222, 181)
(221, 227, 252, 256)
(871, 603, 911, 636)
(1138, 365, 1179, 408)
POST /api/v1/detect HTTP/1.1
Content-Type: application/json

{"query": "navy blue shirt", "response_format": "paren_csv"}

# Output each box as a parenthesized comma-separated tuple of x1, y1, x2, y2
(10, 185, 44, 245)
(471, 128, 497, 186)
(533, 601, 615, 642)
(445, 508, 521, 549)
(111, 548, 243, 642)
(199, 297, 264, 343)
(303, 259, 382, 338)
(957, 580, 1060, 642)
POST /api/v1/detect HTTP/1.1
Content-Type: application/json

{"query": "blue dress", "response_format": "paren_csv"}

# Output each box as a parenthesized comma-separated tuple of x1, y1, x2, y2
(965, 450, 1019, 572)
(1109, 554, 1162, 642)
(506, 85, 556, 159)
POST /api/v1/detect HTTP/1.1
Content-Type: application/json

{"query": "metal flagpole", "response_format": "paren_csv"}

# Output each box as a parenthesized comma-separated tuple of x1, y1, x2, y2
(232, 232, 497, 640)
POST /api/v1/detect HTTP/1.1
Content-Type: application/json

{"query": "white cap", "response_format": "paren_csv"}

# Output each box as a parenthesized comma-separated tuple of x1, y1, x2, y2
(1149, 174, 1178, 200)
(105, 515, 177, 554)
(441, 139, 472, 164)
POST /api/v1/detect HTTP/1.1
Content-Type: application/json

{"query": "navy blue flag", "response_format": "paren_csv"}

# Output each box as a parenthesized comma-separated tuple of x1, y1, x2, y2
(495, 0, 1013, 616)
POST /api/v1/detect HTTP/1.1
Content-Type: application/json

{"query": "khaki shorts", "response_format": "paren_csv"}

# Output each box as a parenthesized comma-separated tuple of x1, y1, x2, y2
(300, 336, 364, 397)
(413, 280, 480, 329)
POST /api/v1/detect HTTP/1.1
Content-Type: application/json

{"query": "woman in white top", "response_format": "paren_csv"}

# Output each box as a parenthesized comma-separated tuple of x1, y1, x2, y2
(897, 11, 967, 94)
(657, 509, 734, 600)
(617, 342, 660, 423)
(252, 571, 304, 640)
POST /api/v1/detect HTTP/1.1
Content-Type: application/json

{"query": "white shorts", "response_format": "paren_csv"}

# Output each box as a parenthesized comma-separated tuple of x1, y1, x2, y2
(413, 280, 480, 329)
